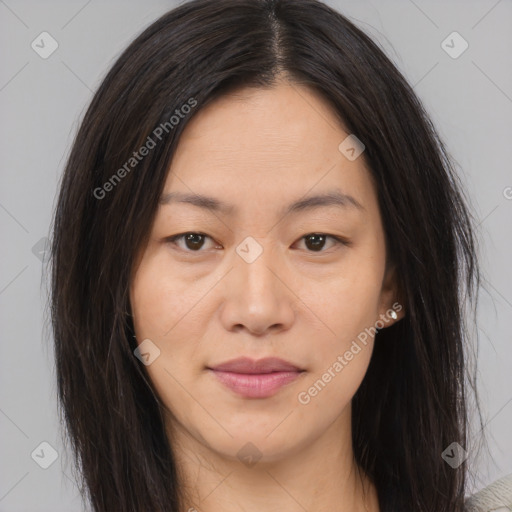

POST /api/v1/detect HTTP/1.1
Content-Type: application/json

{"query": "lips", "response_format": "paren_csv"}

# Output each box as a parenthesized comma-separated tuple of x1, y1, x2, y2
(207, 357, 305, 399)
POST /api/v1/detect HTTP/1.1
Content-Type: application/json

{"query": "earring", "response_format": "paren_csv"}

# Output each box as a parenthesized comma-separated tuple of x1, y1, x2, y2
(390, 310, 398, 320)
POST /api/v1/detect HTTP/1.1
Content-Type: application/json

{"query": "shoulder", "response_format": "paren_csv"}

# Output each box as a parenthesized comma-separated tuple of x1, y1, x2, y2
(464, 474, 512, 512)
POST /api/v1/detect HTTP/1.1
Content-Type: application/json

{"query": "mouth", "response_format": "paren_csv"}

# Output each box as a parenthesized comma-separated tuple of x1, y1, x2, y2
(206, 357, 305, 399)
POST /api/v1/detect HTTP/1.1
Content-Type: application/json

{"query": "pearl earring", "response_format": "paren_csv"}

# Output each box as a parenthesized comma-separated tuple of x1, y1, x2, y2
(390, 310, 398, 320)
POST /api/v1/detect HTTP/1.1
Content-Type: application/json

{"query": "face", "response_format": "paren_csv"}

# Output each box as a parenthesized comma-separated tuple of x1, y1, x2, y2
(130, 82, 401, 465)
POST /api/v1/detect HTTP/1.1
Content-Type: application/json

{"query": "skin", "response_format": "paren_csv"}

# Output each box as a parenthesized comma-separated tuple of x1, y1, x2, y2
(130, 80, 405, 512)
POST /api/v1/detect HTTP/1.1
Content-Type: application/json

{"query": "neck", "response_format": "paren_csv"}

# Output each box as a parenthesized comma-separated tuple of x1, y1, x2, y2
(166, 407, 380, 512)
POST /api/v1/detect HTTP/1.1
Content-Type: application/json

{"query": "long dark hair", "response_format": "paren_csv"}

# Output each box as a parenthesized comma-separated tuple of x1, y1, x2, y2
(49, 0, 482, 510)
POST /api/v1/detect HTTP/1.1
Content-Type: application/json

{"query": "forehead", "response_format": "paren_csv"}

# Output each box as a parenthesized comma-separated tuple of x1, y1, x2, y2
(172, 82, 346, 165)
(162, 82, 377, 218)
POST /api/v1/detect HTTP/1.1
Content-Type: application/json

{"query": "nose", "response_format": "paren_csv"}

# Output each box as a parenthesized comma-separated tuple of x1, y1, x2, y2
(219, 240, 295, 337)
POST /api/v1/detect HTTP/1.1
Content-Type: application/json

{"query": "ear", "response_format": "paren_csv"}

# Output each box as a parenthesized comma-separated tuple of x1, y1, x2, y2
(377, 263, 405, 326)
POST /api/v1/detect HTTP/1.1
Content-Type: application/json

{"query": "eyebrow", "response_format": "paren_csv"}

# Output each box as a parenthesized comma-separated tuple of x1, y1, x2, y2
(159, 189, 365, 216)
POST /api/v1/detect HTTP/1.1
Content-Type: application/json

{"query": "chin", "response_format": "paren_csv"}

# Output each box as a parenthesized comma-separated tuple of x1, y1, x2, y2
(194, 422, 308, 466)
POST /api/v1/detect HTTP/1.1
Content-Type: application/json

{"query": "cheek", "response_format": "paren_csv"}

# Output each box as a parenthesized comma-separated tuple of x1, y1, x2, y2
(306, 252, 384, 341)
(130, 253, 216, 406)
(130, 256, 208, 417)
(296, 287, 376, 416)
(297, 248, 384, 402)
(131, 252, 206, 339)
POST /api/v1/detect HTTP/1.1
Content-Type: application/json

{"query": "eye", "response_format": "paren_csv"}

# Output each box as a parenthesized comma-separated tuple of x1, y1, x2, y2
(295, 233, 347, 252)
(164, 232, 348, 253)
(165, 232, 219, 252)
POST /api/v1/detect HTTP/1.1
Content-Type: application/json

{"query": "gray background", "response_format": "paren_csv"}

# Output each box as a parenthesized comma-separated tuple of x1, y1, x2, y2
(1, 0, 511, 510)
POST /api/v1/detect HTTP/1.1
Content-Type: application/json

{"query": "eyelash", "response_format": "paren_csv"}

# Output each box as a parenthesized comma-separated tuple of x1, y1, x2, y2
(164, 232, 349, 254)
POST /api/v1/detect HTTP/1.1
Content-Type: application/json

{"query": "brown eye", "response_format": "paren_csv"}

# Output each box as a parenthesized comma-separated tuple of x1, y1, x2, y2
(183, 233, 206, 250)
(166, 232, 217, 252)
(304, 234, 327, 251)
(297, 233, 346, 252)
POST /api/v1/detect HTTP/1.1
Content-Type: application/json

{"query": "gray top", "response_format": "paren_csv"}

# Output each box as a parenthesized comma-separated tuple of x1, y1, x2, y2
(465, 474, 512, 512)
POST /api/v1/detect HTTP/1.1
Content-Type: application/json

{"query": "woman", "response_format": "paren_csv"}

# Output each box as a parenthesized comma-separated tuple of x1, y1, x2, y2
(50, 0, 494, 510)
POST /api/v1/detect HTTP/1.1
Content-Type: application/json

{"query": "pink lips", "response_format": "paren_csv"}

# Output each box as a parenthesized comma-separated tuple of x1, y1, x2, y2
(207, 357, 305, 399)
